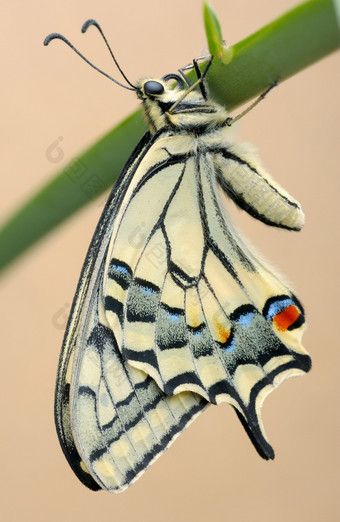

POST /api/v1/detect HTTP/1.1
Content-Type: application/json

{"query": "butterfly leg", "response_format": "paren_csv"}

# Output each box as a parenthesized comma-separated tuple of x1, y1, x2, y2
(226, 81, 278, 126)
(169, 56, 213, 114)
(192, 59, 209, 99)
(178, 55, 213, 98)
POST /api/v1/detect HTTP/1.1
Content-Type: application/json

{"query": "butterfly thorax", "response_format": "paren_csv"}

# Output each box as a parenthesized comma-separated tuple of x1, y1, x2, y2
(136, 77, 228, 135)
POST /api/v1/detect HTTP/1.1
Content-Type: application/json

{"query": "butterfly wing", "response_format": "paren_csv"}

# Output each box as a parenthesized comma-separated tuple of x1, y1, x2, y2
(102, 129, 311, 461)
(55, 131, 208, 492)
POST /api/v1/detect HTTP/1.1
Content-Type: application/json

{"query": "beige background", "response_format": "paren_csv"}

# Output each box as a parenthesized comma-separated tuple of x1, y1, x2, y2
(1, 1, 339, 521)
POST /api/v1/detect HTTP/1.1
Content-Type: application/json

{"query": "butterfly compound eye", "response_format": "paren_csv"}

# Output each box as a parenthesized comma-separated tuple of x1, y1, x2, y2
(144, 81, 164, 96)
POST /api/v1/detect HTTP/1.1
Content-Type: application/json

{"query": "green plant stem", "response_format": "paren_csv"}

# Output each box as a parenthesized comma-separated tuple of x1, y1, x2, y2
(207, 0, 340, 109)
(0, 0, 339, 272)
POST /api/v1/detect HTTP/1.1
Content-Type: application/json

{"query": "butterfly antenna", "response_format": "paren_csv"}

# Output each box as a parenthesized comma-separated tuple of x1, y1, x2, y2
(43, 32, 136, 91)
(81, 19, 136, 90)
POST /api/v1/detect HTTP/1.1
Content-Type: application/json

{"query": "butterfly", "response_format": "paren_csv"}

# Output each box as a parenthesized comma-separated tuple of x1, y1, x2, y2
(45, 20, 311, 493)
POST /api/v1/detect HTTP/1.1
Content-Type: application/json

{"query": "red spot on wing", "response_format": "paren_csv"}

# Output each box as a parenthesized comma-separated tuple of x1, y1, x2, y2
(273, 305, 300, 331)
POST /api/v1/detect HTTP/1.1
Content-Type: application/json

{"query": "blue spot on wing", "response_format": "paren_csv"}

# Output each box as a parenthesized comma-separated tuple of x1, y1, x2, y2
(224, 337, 236, 353)
(266, 298, 293, 320)
(112, 264, 130, 276)
(140, 287, 154, 296)
(237, 312, 255, 328)
(108, 259, 132, 289)
(167, 312, 180, 323)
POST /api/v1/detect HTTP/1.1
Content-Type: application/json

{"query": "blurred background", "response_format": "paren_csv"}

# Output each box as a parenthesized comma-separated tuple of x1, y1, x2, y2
(1, 1, 339, 520)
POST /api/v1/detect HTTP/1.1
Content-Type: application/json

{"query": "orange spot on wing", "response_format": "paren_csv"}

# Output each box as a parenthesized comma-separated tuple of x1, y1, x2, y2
(273, 305, 300, 331)
(215, 322, 230, 343)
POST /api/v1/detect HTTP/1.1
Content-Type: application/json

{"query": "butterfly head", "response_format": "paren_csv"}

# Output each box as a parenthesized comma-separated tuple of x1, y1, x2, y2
(44, 20, 226, 134)
(136, 74, 227, 134)
(135, 75, 200, 133)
